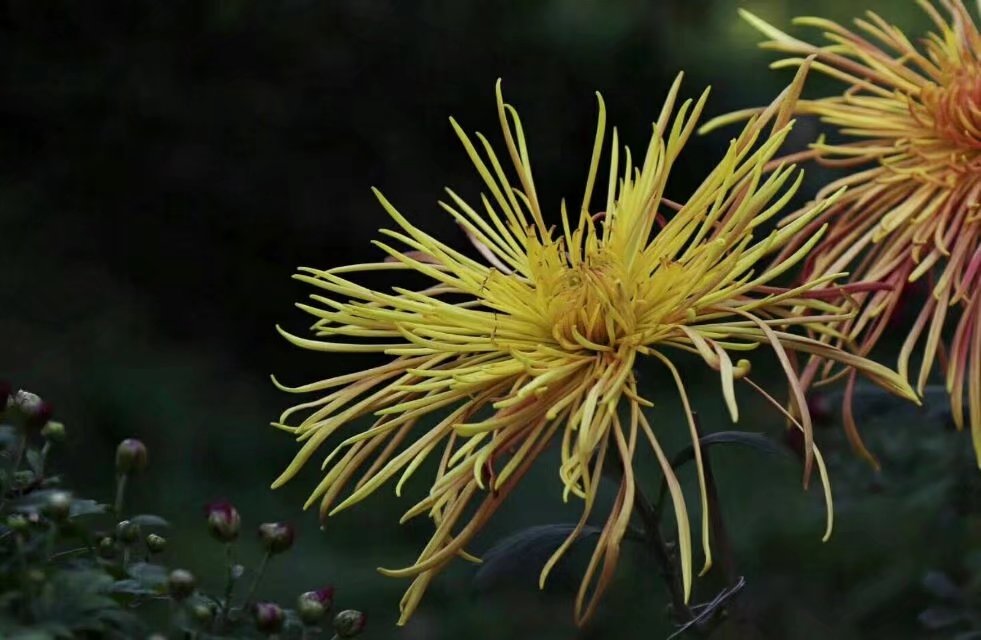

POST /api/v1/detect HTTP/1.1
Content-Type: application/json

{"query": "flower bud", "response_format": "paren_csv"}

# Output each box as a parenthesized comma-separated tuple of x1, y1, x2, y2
(253, 601, 285, 634)
(98, 536, 117, 559)
(6, 514, 28, 532)
(333, 610, 367, 638)
(167, 569, 196, 600)
(257, 522, 294, 555)
(41, 420, 66, 442)
(806, 393, 833, 427)
(12, 390, 53, 430)
(116, 520, 141, 544)
(44, 491, 72, 522)
(297, 586, 334, 625)
(115, 439, 148, 474)
(204, 500, 241, 542)
(145, 533, 167, 554)
(191, 601, 216, 625)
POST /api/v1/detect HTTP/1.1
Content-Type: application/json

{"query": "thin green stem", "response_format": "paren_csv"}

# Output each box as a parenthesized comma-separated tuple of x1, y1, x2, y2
(113, 473, 128, 519)
(216, 543, 237, 629)
(241, 550, 271, 614)
(38, 441, 51, 477)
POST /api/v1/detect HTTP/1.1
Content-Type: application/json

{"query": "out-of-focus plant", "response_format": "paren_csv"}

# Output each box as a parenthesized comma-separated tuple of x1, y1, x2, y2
(705, 0, 981, 469)
(0, 383, 366, 639)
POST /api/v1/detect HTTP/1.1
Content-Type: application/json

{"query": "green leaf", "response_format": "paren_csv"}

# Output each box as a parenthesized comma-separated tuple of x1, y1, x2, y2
(126, 562, 168, 588)
(25, 449, 43, 476)
(669, 430, 789, 468)
(918, 606, 965, 629)
(128, 514, 170, 528)
(923, 571, 962, 601)
(473, 523, 601, 594)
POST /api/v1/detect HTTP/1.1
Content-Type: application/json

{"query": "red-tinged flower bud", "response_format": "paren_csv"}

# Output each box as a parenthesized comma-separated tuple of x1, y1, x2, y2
(257, 522, 294, 554)
(784, 427, 805, 460)
(205, 500, 241, 542)
(167, 569, 197, 601)
(253, 601, 285, 634)
(297, 586, 334, 624)
(333, 609, 367, 638)
(13, 390, 53, 429)
(115, 439, 148, 474)
(806, 393, 833, 427)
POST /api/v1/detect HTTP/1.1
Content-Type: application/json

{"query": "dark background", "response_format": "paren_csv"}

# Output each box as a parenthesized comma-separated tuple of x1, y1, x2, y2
(2, 1, 978, 638)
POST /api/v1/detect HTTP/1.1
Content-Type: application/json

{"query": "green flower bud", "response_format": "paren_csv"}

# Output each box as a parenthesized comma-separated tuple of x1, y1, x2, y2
(257, 522, 295, 555)
(297, 586, 334, 625)
(44, 491, 72, 522)
(41, 420, 66, 442)
(145, 533, 167, 554)
(115, 439, 148, 474)
(115, 520, 141, 544)
(167, 569, 196, 601)
(333, 609, 367, 638)
(191, 601, 216, 625)
(6, 514, 28, 532)
(98, 536, 117, 559)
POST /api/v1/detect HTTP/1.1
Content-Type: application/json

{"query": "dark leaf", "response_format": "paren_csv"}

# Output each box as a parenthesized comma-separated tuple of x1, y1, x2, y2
(670, 431, 789, 469)
(68, 499, 107, 518)
(128, 514, 170, 528)
(923, 571, 962, 601)
(918, 606, 966, 629)
(473, 524, 600, 594)
(110, 579, 158, 597)
(126, 562, 168, 588)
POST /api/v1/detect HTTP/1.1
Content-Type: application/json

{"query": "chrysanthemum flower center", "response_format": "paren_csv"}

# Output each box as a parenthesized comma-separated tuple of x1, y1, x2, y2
(924, 64, 981, 150)
(546, 253, 633, 350)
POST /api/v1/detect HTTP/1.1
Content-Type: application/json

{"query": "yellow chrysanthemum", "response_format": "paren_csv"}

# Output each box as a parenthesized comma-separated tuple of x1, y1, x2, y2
(271, 67, 915, 625)
(706, 1, 981, 466)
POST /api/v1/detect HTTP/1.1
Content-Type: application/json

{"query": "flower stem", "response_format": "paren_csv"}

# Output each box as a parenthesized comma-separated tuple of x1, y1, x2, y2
(634, 484, 694, 625)
(113, 473, 128, 519)
(217, 543, 237, 629)
(241, 550, 271, 613)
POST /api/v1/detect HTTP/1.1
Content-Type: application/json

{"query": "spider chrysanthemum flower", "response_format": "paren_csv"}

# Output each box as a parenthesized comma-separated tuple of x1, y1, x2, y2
(706, 1, 981, 466)
(271, 68, 915, 625)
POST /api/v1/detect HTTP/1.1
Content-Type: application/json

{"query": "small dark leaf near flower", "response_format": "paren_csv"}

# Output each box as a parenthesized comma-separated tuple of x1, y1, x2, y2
(669, 431, 790, 469)
(473, 524, 602, 594)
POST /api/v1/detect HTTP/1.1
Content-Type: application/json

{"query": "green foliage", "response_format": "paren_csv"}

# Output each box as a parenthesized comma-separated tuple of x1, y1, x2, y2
(0, 386, 364, 639)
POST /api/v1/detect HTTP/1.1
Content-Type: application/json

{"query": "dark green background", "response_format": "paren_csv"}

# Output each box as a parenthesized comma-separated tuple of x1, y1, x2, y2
(3, 1, 977, 638)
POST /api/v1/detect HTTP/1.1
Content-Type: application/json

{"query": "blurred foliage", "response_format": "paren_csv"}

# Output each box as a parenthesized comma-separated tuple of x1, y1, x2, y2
(0, 0, 977, 638)
(0, 386, 364, 639)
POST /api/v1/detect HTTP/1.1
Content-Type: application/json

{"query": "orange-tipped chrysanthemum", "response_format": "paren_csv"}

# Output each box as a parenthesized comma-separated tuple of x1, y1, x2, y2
(271, 68, 916, 625)
(706, 1, 981, 466)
